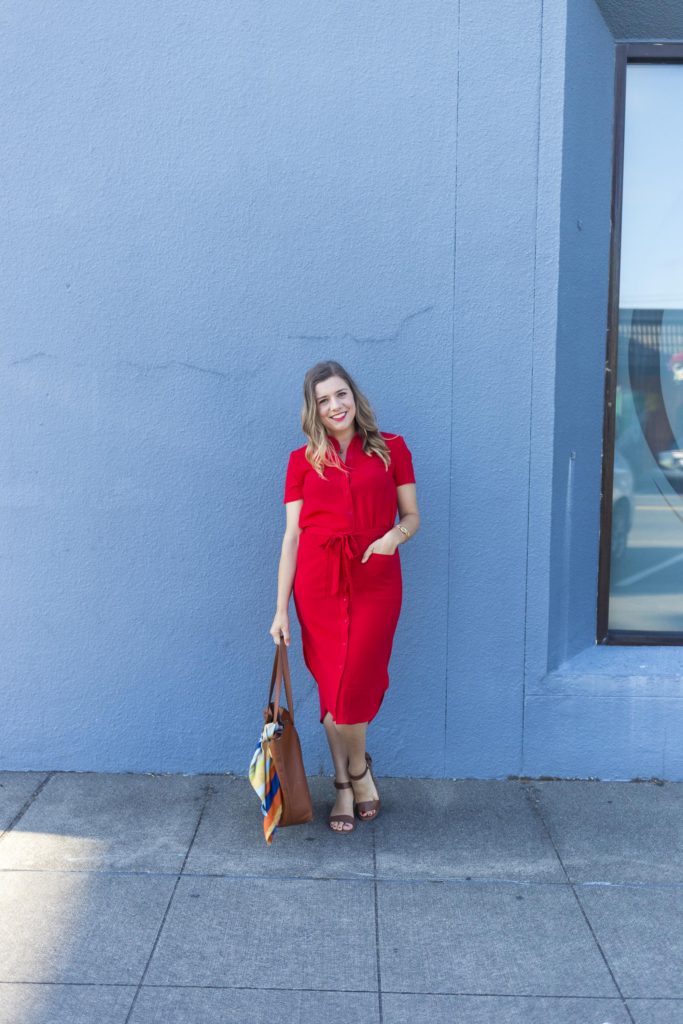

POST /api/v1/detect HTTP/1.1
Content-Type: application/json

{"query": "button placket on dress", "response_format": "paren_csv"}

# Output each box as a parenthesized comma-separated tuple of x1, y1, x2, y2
(331, 436, 355, 707)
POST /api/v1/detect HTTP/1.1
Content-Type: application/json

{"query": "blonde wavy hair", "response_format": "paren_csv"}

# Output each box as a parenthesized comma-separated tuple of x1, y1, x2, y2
(300, 361, 393, 479)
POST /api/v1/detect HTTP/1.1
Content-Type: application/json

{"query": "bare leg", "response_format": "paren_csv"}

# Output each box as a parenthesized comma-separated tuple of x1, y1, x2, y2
(336, 721, 367, 774)
(322, 712, 354, 831)
(323, 711, 352, 779)
(335, 721, 380, 817)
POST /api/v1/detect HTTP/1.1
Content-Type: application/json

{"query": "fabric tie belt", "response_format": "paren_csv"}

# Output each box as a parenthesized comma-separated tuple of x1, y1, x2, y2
(304, 527, 389, 596)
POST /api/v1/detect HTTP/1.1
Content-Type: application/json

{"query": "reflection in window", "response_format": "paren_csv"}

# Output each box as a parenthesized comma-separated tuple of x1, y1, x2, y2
(608, 63, 683, 636)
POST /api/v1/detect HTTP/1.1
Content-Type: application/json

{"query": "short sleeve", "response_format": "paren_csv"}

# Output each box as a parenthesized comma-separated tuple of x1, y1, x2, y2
(283, 450, 305, 503)
(391, 435, 416, 486)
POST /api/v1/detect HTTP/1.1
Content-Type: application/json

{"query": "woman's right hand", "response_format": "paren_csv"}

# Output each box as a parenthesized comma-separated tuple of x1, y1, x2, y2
(269, 611, 290, 646)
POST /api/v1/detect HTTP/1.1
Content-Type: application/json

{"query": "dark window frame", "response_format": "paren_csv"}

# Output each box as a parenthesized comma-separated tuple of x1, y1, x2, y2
(597, 42, 683, 645)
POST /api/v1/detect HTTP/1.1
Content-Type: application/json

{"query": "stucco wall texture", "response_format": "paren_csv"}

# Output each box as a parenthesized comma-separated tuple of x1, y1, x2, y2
(3, 1, 681, 778)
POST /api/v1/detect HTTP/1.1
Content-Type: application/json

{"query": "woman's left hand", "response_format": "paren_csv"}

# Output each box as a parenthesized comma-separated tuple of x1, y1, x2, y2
(360, 534, 397, 563)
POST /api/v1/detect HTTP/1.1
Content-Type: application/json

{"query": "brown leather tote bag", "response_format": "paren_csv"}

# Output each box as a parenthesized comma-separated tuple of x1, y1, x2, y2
(263, 636, 314, 826)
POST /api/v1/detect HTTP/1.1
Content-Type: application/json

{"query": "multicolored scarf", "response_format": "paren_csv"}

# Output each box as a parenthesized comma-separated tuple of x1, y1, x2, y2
(249, 720, 284, 844)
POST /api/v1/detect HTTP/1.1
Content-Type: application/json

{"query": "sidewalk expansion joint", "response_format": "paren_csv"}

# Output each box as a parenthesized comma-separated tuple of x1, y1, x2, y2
(524, 783, 637, 1024)
(371, 825, 383, 1024)
(2, 865, 681, 889)
(0, 772, 56, 843)
(122, 781, 215, 1024)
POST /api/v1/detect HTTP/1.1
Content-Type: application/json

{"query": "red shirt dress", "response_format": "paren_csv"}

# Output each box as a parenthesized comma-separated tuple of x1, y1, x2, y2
(283, 430, 416, 725)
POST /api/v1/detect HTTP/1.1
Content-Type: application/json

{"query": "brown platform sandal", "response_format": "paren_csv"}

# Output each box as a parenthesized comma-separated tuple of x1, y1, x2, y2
(348, 753, 381, 821)
(328, 779, 355, 833)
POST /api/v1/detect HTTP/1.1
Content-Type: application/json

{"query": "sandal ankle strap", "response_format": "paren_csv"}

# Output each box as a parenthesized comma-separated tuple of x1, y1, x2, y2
(334, 779, 352, 789)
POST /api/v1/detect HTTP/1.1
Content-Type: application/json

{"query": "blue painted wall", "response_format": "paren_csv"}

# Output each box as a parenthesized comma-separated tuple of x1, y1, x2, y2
(2, 1, 681, 778)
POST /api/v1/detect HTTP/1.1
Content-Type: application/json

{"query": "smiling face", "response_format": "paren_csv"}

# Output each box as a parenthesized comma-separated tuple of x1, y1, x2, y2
(314, 375, 357, 437)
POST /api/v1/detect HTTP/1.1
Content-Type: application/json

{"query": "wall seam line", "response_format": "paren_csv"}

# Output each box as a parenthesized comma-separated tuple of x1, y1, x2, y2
(444, 0, 462, 778)
(521, 0, 547, 777)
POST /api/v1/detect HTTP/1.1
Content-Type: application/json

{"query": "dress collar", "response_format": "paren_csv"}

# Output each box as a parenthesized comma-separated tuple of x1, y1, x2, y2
(327, 429, 360, 452)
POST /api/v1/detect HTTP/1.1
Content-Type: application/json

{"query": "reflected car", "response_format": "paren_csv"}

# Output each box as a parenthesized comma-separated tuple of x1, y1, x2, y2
(611, 451, 634, 563)
(656, 449, 683, 494)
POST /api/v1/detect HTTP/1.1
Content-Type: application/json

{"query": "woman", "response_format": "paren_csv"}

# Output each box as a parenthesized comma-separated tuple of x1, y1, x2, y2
(269, 361, 420, 833)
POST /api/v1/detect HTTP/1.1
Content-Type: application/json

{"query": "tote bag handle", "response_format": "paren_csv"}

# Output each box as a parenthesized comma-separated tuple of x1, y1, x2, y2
(266, 632, 295, 724)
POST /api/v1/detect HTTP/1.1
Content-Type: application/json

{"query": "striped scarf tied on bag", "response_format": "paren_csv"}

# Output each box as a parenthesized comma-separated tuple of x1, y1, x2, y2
(249, 720, 284, 844)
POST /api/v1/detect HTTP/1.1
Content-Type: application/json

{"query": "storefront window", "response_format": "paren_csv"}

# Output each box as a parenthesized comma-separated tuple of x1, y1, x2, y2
(604, 57, 683, 639)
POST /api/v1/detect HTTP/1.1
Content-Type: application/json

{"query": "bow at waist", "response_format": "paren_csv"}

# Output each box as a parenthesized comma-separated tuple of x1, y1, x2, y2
(321, 533, 360, 597)
(303, 527, 388, 596)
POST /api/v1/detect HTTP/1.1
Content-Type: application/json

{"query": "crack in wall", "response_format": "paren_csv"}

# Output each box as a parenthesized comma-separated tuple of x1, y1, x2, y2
(6, 353, 245, 381)
(117, 359, 232, 380)
(288, 305, 434, 345)
(9, 351, 58, 366)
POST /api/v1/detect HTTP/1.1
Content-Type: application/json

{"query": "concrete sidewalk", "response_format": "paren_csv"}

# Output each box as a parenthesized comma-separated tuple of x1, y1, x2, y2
(0, 772, 681, 1024)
